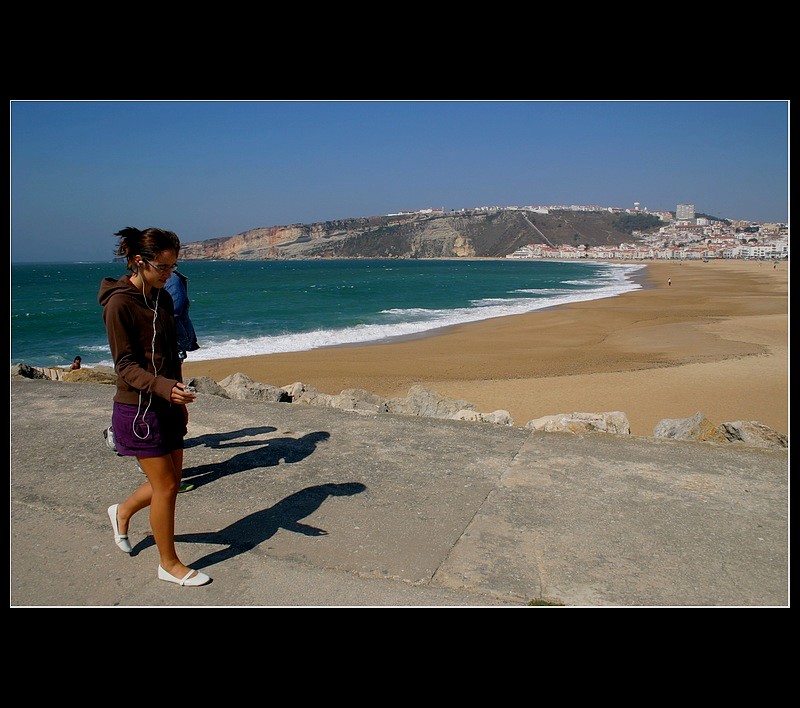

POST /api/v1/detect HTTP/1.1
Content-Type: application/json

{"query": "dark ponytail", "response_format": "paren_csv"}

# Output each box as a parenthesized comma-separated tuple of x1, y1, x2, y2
(114, 227, 181, 272)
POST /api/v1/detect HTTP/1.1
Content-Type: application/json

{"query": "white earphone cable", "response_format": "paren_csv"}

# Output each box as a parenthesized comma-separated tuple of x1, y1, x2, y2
(132, 277, 161, 440)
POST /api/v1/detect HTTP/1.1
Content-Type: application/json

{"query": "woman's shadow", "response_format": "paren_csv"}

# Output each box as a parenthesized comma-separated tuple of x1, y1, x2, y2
(184, 426, 277, 450)
(182, 428, 331, 489)
(175, 482, 367, 570)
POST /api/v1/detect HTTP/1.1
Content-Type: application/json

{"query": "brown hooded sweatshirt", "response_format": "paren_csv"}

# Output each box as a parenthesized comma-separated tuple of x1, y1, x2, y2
(98, 273, 182, 406)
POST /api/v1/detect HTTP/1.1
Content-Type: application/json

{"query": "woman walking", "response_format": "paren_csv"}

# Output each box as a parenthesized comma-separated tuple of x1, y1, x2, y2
(99, 227, 210, 587)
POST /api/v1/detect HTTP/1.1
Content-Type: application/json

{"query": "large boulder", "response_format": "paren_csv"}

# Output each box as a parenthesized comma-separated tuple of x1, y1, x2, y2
(452, 409, 515, 426)
(293, 386, 383, 413)
(301, 390, 336, 407)
(219, 372, 290, 402)
(329, 389, 386, 414)
(38, 366, 68, 381)
(294, 384, 330, 406)
(185, 375, 229, 398)
(282, 381, 313, 402)
(652, 412, 729, 443)
(719, 421, 788, 449)
(526, 411, 631, 434)
(63, 366, 118, 384)
(340, 388, 386, 406)
(11, 363, 44, 379)
(381, 385, 476, 419)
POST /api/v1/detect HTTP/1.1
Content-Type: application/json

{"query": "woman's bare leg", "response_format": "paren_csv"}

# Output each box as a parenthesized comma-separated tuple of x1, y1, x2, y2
(171, 448, 184, 485)
(137, 453, 196, 579)
(113, 448, 198, 579)
(115, 479, 152, 536)
(116, 449, 184, 535)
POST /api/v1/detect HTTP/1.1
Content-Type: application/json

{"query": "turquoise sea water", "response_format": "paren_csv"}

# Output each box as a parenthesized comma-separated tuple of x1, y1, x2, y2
(11, 259, 645, 368)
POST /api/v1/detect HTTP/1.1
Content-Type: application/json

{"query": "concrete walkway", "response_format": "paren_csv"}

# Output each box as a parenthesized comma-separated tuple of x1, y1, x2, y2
(11, 379, 789, 607)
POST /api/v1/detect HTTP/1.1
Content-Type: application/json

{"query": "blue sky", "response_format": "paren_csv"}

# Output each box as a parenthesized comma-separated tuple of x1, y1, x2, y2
(10, 100, 789, 263)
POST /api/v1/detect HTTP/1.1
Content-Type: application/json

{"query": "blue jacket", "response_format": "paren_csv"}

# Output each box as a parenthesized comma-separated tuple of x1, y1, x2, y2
(164, 271, 199, 355)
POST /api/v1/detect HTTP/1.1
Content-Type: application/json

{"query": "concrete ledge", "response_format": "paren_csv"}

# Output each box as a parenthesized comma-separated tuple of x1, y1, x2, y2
(11, 379, 788, 606)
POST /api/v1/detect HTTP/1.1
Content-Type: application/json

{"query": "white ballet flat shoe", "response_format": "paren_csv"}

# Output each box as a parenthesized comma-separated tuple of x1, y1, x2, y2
(158, 565, 211, 587)
(107, 504, 132, 553)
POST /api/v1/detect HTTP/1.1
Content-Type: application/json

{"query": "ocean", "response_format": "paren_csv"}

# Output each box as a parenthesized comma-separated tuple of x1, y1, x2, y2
(11, 259, 646, 369)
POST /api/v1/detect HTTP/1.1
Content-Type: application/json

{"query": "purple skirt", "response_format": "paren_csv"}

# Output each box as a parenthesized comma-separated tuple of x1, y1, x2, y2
(111, 400, 187, 458)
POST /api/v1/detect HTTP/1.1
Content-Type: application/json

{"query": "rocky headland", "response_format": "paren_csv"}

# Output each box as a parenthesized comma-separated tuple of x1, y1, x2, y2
(178, 210, 662, 260)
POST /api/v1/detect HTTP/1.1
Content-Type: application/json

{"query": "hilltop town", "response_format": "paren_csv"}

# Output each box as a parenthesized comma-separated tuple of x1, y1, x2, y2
(503, 203, 788, 261)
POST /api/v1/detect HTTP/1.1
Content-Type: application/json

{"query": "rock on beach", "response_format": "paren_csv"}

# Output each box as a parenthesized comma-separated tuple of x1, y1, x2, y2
(10, 363, 788, 448)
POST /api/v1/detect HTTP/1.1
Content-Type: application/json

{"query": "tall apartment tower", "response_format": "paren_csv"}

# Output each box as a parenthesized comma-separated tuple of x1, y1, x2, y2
(676, 204, 696, 220)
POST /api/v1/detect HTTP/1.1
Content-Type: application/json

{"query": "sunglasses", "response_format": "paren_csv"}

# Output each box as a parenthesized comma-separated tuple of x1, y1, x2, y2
(144, 259, 178, 273)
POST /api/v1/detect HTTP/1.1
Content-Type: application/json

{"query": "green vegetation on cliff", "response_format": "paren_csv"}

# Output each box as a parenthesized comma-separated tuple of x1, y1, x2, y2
(611, 212, 663, 232)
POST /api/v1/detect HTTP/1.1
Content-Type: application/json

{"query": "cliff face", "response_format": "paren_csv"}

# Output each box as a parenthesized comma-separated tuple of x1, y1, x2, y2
(180, 210, 661, 260)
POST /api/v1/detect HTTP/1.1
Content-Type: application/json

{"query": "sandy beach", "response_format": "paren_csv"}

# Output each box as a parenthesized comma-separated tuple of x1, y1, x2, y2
(183, 260, 789, 437)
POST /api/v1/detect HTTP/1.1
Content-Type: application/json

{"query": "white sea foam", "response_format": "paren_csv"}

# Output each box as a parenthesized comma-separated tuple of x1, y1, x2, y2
(178, 262, 646, 362)
(82, 344, 112, 353)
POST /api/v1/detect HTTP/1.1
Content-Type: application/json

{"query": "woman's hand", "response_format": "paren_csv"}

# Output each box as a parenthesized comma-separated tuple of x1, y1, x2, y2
(171, 382, 197, 404)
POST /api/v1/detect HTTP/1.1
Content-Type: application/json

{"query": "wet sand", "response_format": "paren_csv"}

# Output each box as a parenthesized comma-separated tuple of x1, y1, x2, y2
(183, 260, 789, 437)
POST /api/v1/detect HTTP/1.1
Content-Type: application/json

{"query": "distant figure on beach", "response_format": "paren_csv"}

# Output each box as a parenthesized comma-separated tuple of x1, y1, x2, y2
(69, 356, 82, 370)
(99, 226, 208, 588)
(668, 278, 672, 287)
